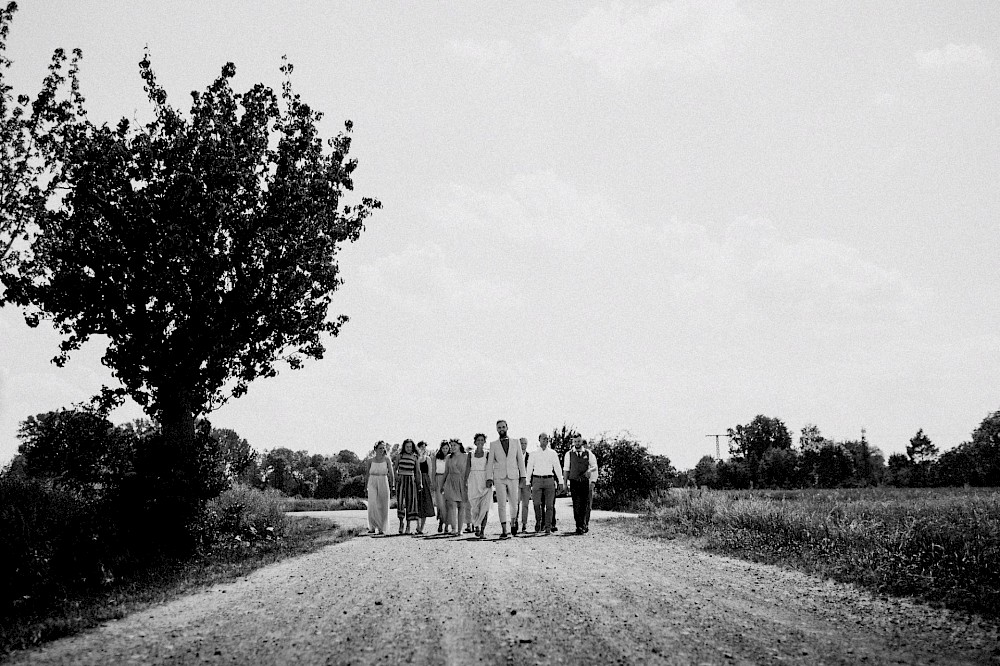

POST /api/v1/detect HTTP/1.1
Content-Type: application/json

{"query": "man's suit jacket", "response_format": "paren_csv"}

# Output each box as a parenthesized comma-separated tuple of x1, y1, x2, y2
(488, 438, 526, 482)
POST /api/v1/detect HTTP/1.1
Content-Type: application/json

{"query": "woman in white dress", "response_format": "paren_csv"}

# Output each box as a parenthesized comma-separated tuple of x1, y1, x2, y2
(366, 441, 394, 534)
(467, 433, 492, 539)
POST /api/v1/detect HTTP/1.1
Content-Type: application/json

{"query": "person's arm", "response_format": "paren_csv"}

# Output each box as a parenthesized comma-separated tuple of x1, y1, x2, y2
(485, 443, 494, 487)
(553, 450, 565, 490)
(516, 445, 526, 482)
(587, 452, 598, 477)
(464, 453, 472, 484)
(387, 462, 395, 490)
(525, 453, 535, 480)
(590, 454, 599, 485)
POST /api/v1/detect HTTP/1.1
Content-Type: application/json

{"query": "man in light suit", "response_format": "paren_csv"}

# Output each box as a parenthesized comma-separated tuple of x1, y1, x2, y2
(485, 419, 526, 540)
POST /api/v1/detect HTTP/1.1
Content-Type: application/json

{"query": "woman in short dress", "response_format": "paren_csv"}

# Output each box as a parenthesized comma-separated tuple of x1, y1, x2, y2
(366, 441, 394, 534)
(415, 441, 437, 534)
(433, 441, 450, 532)
(467, 433, 492, 539)
(394, 439, 421, 534)
(441, 440, 470, 535)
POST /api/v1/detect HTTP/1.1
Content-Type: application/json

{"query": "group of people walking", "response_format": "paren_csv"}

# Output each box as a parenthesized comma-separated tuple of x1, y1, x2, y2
(365, 420, 599, 539)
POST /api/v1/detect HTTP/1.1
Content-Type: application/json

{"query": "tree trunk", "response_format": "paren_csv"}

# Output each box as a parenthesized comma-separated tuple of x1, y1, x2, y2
(160, 388, 196, 453)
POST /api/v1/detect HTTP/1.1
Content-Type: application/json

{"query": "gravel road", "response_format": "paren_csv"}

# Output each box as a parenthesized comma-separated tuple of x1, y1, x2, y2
(8, 499, 999, 665)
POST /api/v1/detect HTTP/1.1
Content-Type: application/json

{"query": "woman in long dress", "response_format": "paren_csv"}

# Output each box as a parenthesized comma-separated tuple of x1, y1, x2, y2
(442, 441, 470, 535)
(366, 441, 394, 534)
(394, 439, 421, 534)
(467, 433, 492, 539)
(450, 439, 474, 532)
(433, 441, 450, 532)
(415, 441, 437, 534)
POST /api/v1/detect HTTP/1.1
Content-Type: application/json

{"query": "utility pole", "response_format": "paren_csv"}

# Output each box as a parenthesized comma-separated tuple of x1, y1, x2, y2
(705, 434, 726, 460)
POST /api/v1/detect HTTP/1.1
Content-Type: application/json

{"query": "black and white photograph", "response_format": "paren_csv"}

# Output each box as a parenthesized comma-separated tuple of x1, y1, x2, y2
(1, 2, 998, 664)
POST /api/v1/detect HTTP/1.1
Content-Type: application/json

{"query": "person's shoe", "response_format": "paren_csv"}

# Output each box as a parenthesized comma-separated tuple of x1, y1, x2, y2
(437, 523, 443, 533)
(511, 525, 518, 536)
(534, 523, 541, 532)
(551, 526, 558, 532)
(499, 532, 511, 540)
(521, 523, 527, 533)
(583, 526, 589, 533)
(575, 528, 584, 535)
(543, 528, 552, 535)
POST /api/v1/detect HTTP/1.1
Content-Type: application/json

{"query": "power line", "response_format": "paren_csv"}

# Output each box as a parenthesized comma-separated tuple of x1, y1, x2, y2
(705, 434, 727, 460)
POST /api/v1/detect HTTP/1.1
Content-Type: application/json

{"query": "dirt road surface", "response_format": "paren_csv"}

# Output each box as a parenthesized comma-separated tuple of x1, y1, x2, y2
(8, 499, 999, 665)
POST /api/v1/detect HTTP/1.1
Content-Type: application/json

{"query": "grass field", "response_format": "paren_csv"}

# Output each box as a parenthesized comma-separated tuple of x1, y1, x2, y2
(627, 487, 1000, 618)
(278, 497, 367, 512)
(1, 517, 361, 659)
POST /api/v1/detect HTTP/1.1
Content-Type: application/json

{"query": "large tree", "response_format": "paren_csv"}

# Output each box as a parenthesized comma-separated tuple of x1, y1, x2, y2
(0, 2, 85, 273)
(3, 54, 380, 453)
(727, 414, 793, 462)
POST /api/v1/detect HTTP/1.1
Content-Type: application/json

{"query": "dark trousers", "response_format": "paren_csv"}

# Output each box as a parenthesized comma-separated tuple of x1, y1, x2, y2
(531, 477, 556, 530)
(569, 479, 591, 531)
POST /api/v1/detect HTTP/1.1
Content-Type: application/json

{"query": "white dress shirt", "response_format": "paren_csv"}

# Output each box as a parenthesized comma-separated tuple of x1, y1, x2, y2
(563, 447, 599, 481)
(525, 447, 564, 485)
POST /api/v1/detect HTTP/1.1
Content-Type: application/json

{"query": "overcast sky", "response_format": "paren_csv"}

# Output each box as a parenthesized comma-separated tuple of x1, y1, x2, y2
(1, 2, 998, 469)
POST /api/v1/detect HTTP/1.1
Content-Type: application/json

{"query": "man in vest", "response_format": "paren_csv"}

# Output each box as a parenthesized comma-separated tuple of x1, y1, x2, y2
(485, 419, 527, 540)
(563, 434, 597, 534)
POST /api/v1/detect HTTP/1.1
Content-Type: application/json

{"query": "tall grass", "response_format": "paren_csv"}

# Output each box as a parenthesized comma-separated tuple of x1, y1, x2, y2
(634, 487, 1000, 617)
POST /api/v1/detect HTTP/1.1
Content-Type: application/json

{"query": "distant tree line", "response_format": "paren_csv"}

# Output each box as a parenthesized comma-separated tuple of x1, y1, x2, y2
(8, 416, 677, 509)
(680, 409, 1000, 489)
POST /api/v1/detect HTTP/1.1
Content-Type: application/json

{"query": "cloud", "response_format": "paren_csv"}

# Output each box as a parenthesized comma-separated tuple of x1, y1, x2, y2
(540, 0, 752, 79)
(915, 43, 991, 70)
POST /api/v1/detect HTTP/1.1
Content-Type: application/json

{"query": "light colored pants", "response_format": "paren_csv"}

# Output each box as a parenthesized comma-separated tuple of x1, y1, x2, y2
(517, 483, 531, 528)
(494, 477, 519, 524)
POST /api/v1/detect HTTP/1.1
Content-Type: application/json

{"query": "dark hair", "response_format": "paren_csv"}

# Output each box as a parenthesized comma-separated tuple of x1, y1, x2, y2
(374, 440, 387, 452)
(474, 433, 486, 443)
(450, 438, 465, 453)
(496, 419, 507, 426)
(401, 439, 416, 454)
(436, 440, 451, 459)
(417, 440, 427, 449)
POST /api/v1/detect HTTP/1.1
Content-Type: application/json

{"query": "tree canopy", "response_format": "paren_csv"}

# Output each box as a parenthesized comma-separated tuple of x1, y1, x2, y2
(0, 1, 85, 274)
(2, 53, 380, 450)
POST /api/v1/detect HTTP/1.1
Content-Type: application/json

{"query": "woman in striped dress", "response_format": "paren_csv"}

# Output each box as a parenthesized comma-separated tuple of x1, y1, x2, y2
(394, 439, 421, 534)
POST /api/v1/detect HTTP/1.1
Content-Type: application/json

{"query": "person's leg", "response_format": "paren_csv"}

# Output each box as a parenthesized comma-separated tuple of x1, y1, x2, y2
(494, 480, 510, 532)
(531, 482, 543, 532)
(446, 499, 457, 533)
(541, 478, 555, 531)
(585, 480, 594, 531)
(506, 478, 520, 535)
(519, 485, 530, 531)
(570, 479, 585, 533)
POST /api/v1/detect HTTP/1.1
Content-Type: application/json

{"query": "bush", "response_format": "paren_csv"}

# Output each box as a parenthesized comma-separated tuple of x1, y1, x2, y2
(590, 434, 674, 510)
(0, 476, 120, 614)
(201, 484, 288, 549)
